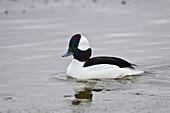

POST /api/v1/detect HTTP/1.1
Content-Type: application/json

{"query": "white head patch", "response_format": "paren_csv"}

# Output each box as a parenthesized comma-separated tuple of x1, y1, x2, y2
(78, 35, 90, 50)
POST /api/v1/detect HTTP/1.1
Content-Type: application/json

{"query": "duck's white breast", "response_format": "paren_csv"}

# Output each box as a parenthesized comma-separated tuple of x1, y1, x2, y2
(66, 59, 143, 79)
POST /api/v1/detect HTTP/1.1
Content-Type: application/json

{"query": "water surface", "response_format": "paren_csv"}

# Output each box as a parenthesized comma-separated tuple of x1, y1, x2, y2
(0, 1, 170, 112)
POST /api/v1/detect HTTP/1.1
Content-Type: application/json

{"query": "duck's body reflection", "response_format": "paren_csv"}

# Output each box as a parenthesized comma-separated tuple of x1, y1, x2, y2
(65, 75, 140, 105)
(72, 90, 93, 105)
(75, 90, 93, 100)
(67, 77, 97, 105)
(51, 72, 141, 106)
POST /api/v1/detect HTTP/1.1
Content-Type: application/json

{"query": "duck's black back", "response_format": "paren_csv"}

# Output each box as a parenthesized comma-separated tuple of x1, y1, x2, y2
(83, 56, 136, 68)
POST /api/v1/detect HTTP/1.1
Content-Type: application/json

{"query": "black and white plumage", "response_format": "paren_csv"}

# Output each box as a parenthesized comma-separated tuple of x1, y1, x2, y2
(62, 34, 143, 79)
(83, 56, 137, 68)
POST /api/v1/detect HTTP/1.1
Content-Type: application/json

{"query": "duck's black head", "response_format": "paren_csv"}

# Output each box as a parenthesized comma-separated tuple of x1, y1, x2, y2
(62, 34, 92, 62)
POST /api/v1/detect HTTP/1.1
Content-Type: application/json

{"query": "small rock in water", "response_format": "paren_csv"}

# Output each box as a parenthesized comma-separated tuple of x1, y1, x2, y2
(5, 96, 13, 100)
(93, 0, 97, 3)
(135, 93, 143, 95)
(121, 0, 126, 5)
(4, 10, 8, 14)
(22, 10, 26, 13)
(63, 95, 73, 98)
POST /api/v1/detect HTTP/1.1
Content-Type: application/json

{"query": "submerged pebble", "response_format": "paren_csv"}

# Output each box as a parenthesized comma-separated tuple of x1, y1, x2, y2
(4, 10, 8, 14)
(22, 10, 26, 13)
(93, 0, 97, 3)
(4, 96, 13, 100)
(121, 0, 126, 5)
(63, 95, 73, 98)
(135, 93, 143, 95)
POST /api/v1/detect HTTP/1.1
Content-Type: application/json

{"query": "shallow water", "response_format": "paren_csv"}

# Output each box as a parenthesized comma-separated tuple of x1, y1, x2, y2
(0, 0, 170, 113)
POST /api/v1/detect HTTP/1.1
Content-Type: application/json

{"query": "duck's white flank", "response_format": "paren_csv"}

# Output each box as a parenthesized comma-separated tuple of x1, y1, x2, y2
(67, 59, 143, 79)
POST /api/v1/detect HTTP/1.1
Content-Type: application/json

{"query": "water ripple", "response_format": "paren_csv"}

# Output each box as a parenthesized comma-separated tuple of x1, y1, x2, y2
(0, 43, 44, 49)
(150, 19, 170, 25)
(107, 33, 143, 37)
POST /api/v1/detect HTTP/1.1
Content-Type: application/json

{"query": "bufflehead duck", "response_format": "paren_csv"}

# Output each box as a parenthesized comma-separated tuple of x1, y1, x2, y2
(62, 34, 143, 79)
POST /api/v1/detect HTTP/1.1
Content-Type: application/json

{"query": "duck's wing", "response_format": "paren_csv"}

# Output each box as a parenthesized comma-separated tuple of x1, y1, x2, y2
(83, 56, 136, 68)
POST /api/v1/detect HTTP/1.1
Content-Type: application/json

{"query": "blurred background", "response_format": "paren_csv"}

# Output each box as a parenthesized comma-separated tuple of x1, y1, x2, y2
(0, 0, 170, 113)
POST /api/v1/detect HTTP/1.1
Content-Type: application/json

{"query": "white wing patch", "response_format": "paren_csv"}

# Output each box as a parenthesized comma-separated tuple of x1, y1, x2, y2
(87, 64, 118, 71)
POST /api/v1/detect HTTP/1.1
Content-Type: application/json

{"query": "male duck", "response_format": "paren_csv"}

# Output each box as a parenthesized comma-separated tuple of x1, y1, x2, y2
(62, 34, 143, 79)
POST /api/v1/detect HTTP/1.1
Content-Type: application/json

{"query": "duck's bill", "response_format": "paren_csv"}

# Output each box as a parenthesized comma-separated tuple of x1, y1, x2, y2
(62, 49, 73, 57)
